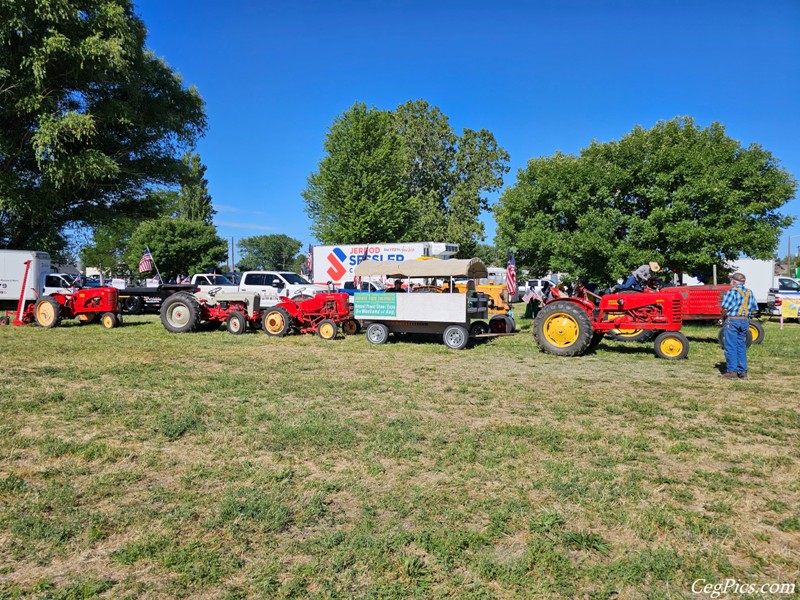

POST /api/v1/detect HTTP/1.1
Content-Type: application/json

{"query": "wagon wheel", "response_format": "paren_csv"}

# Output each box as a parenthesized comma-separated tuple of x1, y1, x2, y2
(470, 320, 489, 337)
(317, 319, 338, 340)
(262, 307, 290, 337)
(342, 319, 361, 335)
(34, 297, 61, 329)
(443, 324, 470, 350)
(101, 312, 118, 329)
(226, 311, 247, 335)
(654, 331, 689, 359)
(366, 323, 389, 345)
(532, 300, 593, 356)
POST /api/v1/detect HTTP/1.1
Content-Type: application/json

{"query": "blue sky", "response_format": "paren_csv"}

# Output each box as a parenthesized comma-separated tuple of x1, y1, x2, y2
(134, 0, 800, 259)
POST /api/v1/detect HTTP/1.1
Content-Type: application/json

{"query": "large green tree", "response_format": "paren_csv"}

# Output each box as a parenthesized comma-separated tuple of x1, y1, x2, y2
(126, 218, 226, 276)
(0, 0, 206, 252)
(302, 100, 509, 255)
(237, 234, 302, 271)
(495, 117, 796, 284)
(177, 151, 214, 224)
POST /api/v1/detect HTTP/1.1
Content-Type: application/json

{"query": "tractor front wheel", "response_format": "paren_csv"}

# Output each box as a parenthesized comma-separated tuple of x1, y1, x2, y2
(160, 293, 201, 333)
(226, 311, 247, 335)
(263, 307, 290, 337)
(317, 319, 338, 340)
(101, 312, 118, 329)
(34, 297, 61, 328)
(342, 319, 361, 335)
(533, 301, 593, 357)
(366, 323, 389, 345)
(654, 331, 689, 359)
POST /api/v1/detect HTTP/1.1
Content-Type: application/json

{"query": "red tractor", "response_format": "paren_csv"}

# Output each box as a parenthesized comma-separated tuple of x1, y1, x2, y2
(160, 289, 357, 340)
(533, 287, 688, 359)
(262, 292, 357, 340)
(32, 287, 122, 329)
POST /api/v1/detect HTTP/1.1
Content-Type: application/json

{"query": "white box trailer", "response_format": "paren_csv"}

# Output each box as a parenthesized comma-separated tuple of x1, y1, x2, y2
(311, 241, 458, 286)
(0, 250, 51, 310)
(729, 258, 776, 306)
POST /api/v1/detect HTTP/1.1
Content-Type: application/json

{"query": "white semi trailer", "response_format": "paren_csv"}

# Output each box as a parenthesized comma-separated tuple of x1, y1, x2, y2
(311, 241, 458, 287)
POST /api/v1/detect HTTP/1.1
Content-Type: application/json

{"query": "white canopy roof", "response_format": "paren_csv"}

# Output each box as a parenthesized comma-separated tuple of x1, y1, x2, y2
(354, 258, 488, 279)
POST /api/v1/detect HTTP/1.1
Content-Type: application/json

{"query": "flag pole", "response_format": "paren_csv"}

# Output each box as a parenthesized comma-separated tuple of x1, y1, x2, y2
(147, 245, 165, 284)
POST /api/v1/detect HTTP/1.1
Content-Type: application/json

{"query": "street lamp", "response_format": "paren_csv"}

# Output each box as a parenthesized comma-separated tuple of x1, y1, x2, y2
(788, 233, 800, 276)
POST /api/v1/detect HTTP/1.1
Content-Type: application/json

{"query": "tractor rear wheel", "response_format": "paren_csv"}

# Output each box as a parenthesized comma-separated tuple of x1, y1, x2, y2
(533, 301, 593, 356)
(748, 320, 765, 344)
(654, 331, 689, 359)
(263, 307, 290, 337)
(34, 297, 61, 328)
(101, 312, 118, 329)
(587, 332, 605, 351)
(366, 323, 389, 345)
(160, 293, 201, 333)
(607, 328, 655, 343)
(342, 319, 360, 335)
(443, 324, 470, 350)
(317, 319, 338, 340)
(226, 311, 246, 335)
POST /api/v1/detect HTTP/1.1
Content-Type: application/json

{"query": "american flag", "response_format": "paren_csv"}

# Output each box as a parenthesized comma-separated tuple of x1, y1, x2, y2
(138, 249, 153, 273)
(506, 251, 517, 300)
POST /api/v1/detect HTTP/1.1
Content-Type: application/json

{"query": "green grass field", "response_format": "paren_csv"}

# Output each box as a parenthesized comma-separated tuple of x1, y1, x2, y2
(1, 312, 798, 598)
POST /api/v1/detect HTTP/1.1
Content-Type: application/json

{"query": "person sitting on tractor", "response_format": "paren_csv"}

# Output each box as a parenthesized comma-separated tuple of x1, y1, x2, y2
(617, 262, 661, 292)
(385, 279, 404, 293)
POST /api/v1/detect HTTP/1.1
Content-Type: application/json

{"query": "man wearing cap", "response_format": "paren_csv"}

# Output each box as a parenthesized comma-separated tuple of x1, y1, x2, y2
(619, 262, 662, 291)
(719, 272, 759, 380)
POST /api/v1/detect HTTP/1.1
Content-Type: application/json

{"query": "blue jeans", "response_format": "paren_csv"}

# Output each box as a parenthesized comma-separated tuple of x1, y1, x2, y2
(724, 318, 749, 374)
(617, 275, 642, 291)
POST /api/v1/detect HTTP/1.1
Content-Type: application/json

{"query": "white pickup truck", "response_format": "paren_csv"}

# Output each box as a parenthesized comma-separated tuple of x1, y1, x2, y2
(237, 271, 329, 306)
(190, 274, 239, 295)
(767, 276, 800, 316)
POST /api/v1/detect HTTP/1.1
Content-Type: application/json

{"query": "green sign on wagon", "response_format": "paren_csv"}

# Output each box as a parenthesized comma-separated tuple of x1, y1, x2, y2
(354, 293, 397, 317)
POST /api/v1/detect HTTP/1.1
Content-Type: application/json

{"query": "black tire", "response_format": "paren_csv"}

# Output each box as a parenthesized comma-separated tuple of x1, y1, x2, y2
(34, 296, 62, 329)
(606, 328, 655, 343)
(749, 320, 765, 345)
(470, 320, 489, 337)
(489, 314, 515, 334)
(101, 312, 117, 329)
(718, 326, 753, 350)
(317, 319, 338, 340)
(160, 293, 201, 333)
(77, 313, 97, 325)
(587, 332, 605, 351)
(226, 311, 246, 335)
(654, 331, 689, 360)
(198, 320, 222, 332)
(443, 324, 470, 350)
(366, 323, 389, 345)
(123, 295, 144, 314)
(533, 300, 594, 357)
(262, 307, 291, 337)
(0, 316, 9, 326)
(342, 319, 361, 335)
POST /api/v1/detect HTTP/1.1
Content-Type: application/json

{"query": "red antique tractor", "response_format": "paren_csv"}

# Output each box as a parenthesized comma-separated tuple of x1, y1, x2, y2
(533, 287, 688, 359)
(262, 292, 357, 340)
(33, 287, 122, 329)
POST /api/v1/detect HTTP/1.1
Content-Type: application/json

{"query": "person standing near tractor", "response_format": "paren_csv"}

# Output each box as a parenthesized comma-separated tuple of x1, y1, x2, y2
(719, 272, 759, 380)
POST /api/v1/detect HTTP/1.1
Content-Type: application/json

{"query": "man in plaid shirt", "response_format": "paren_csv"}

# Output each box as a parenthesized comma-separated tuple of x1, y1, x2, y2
(719, 272, 759, 380)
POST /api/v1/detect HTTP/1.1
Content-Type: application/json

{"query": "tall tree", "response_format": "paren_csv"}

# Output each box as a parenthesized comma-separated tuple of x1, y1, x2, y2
(237, 234, 302, 271)
(126, 218, 226, 276)
(177, 152, 214, 224)
(0, 0, 206, 252)
(302, 100, 509, 254)
(495, 117, 796, 284)
(303, 103, 409, 244)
